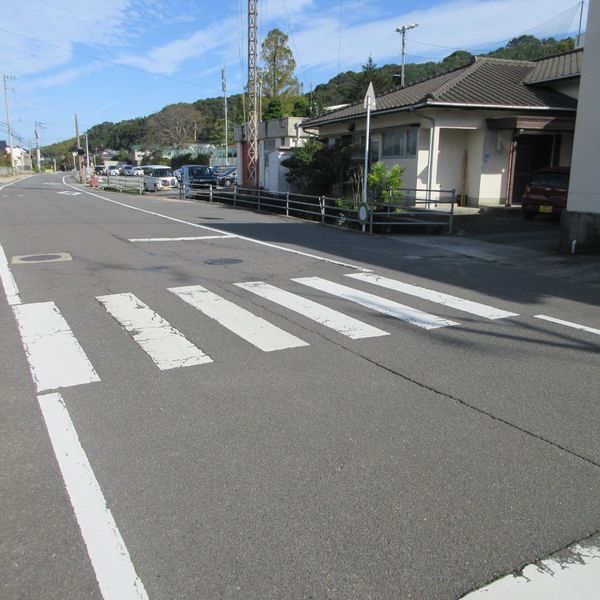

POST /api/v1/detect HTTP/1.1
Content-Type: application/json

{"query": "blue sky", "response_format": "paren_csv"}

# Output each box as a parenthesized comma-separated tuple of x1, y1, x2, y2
(1, 0, 587, 146)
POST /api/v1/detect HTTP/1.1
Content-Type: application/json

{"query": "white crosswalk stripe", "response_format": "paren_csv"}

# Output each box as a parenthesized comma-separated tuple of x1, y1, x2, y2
(12, 301, 100, 392)
(97, 292, 213, 370)
(169, 284, 309, 352)
(235, 281, 389, 339)
(292, 277, 459, 330)
(346, 272, 519, 320)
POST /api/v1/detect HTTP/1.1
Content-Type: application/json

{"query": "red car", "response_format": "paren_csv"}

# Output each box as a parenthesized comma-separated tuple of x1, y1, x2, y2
(521, 166, 570, 220)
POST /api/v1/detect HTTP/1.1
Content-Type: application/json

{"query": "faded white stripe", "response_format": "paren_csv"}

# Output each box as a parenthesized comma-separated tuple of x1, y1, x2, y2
(38, 392, 148, 600)
(129, 235, 235, 242)
(97, 292, 212, 369)
(293, 277, 458, 330)
(347, 273, 518, 320)
(0, 242, 21, 305)
(235, 281, 389, 340)
(12, 302, 100, 391)
(535, 314, 600, 336)
(170, 284, 309, 352)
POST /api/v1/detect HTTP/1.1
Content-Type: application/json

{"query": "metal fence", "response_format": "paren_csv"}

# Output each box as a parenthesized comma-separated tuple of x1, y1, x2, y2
(181, 184, 456, 233)
(89, 175, 144, 194)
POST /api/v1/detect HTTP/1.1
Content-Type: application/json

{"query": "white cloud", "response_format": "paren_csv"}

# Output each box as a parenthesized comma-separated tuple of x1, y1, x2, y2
(115, 17, 237, 76)
(1, 0, 134, 76)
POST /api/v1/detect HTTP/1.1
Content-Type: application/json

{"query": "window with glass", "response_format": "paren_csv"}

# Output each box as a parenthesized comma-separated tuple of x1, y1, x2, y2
(382, 128, 417, 157)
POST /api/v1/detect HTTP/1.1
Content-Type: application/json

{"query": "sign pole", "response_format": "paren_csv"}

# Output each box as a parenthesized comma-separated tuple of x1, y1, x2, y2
(361, 82, 376, 231)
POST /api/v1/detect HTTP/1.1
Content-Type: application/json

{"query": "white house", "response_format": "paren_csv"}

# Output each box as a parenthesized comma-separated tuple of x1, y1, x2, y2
(234, 116, 311, 191)
(301, 52, 581, 208)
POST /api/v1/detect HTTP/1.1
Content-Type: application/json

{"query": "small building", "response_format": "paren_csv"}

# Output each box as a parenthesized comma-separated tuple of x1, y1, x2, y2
(301, 52, 581, 207)
(234, 116, 311, 191)
(1, 143, 33, 172)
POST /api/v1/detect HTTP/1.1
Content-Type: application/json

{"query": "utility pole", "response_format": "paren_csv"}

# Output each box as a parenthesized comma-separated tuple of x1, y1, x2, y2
(74, 113, 84, 181)
(395, 23, 419, 88)
(3, 75, 16, 175)
(85, 133, 90, 168)
(222, 67, 229, 165)
(246, 0, 259, 187)
(35, 121, 46, 172)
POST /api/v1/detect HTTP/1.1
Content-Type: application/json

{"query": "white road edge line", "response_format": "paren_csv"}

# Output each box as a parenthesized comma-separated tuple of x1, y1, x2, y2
(0, 241, 21, 305)
(38, 392, 149, 600)
(62, 177, 371, 272)
(128, 235, 235, 242)
(462, 536, 600, 599)
(534, 314, 600, 336)
(347, 272, 519, 320)
(0, 173, 34, 191)
(97, 292, 213, 369)
(12, 301, 100, 391)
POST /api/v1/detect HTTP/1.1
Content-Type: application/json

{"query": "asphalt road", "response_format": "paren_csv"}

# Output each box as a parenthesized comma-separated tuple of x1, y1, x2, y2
(2, 173, 599, 599)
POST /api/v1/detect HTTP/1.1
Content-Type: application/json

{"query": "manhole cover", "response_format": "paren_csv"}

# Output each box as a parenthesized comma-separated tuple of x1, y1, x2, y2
(12, 252, 72, 264)
(204, 258, 243, 265)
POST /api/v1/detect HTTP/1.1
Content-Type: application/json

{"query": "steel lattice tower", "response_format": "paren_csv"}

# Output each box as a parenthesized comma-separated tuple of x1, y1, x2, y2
(247, 0, 258, 187)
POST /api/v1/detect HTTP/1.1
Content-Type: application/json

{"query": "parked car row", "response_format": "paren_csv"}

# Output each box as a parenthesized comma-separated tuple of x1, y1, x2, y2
(94, 165, 146, 176)
(93, 164, 238, 192)
(176, 165, 238, 188)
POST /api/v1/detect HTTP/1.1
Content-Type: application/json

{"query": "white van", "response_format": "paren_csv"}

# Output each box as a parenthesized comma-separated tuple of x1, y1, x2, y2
(142, 165, 178, 191)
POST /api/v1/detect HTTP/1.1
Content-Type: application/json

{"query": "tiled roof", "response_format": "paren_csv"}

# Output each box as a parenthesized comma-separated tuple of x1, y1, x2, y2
(304, 56, 577, 128)
(523, 48, 583, 84)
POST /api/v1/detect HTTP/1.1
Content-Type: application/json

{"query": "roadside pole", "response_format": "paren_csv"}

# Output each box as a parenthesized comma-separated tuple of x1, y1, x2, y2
(362, 82, 376, 232)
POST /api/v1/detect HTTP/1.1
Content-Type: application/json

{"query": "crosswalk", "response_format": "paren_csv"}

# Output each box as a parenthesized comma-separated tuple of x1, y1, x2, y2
(13, 272, 524, 392)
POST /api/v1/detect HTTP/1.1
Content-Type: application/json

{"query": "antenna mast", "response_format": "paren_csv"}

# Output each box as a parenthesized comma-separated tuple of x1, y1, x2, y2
(247, 0, 258, 187)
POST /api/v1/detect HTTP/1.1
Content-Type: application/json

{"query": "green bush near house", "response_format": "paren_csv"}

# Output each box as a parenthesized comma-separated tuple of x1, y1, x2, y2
(367, 162, 405, 204)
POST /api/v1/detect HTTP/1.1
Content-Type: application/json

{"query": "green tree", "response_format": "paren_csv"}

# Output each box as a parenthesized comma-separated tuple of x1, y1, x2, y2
(206, 118, 233, 146)
(351, 56, 392, 102)
(262, 97, 284, 120)
(368, 162, 405, 202)
(260, 28, 301, 98)
(282, 137, 353, 195)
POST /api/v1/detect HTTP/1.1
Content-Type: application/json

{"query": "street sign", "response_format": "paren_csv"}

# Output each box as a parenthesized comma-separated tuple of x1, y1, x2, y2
(363, 82, 377, 111)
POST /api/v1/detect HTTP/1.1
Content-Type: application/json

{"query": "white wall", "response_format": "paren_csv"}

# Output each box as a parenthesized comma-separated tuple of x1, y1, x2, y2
(466, 130, 484, 204)
(567, 2, 600, 214)
(478, 129, 510, 205)
(436, 129, 468, 194)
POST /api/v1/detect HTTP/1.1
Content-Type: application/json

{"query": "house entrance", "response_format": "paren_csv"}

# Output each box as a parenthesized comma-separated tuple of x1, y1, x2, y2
(511, 134, 559, 204)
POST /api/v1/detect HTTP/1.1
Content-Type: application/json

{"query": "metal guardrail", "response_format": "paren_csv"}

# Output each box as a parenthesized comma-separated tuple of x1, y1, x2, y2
(89, 175, 143, 194)
(182, 184, 456, 233)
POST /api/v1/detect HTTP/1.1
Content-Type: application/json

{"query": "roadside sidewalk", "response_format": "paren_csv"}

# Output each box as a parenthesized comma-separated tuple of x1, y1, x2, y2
(393, 206, 600, 287)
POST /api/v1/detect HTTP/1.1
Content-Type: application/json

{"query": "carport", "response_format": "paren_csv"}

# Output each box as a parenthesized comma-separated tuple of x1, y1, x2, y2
(488, 116, 576, 205)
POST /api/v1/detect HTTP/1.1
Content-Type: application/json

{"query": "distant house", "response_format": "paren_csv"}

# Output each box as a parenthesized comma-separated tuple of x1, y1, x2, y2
(301, 51, 582, 207)
(234, 116, 311, 191)
(1, 143, 33, 172)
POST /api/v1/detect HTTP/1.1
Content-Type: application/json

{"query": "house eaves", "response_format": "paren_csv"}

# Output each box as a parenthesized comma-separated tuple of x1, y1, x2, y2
(302, 56, 577, 130)
(523, 48, 583, 85)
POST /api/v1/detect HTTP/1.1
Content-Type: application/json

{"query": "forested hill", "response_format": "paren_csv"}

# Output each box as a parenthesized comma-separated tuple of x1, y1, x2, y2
(312, 35, 575, 106)
(42, 35, 575, 162)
